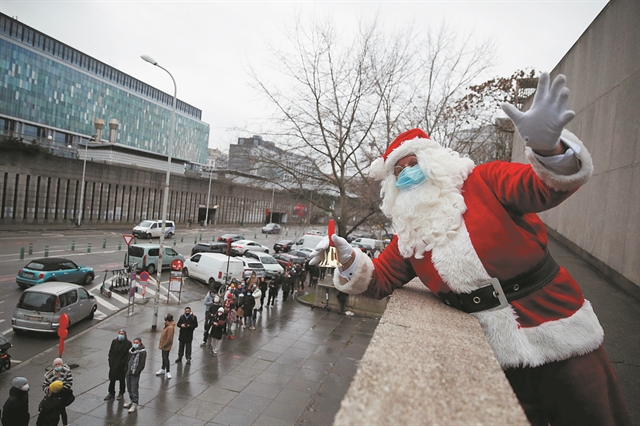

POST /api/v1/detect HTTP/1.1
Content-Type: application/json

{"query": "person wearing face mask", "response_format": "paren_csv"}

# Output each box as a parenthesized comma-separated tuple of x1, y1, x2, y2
(104, 329, 132, 401)
(2, 377, 30, 426)
(42, 357, 73, 425)
(175, 307, 198, 364)
(36, 381, 66, 426)
(156, 313, 175, 379)
(210, 307, 226, 357)
(123, 337, 146, 413)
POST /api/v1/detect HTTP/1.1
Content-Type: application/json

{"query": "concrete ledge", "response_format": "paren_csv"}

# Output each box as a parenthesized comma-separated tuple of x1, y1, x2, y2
(334, 279, 528, 425)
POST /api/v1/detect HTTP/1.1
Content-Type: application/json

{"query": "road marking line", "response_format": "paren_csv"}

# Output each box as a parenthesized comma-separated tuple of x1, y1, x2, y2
(2, 328, 12, 335)
(94, 297, 119, 312)
(94, 311, 107, 320)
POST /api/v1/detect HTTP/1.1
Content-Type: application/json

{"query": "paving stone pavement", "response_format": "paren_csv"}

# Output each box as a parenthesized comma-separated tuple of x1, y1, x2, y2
(0, 282, 379, 426)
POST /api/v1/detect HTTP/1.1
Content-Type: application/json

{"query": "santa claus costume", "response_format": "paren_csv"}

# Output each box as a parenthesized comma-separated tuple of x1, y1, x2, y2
(327, 116, 631, 422)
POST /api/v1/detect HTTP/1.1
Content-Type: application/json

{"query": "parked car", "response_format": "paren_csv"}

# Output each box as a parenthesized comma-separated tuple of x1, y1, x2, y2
(183, 253, 244, 291)
(273, 239, 294, 253)
(124, 244, 185, 274)
(272, 253, 307, 269)
(232, 240, 270, 255)
(305, 230, 324, 236)
(190, 242, 239, 256)
(12, 282, 97, 334)
(261, 223, 282, 234)
(132, 220, 175, 239)
(16, 258, 94, 289)
(243, 251, 284, 279)
(352, 238, 384, 252)
(217, 234, 244, 243)
(237, 257, 267, 280)
(291, 235, 325, 251)
(289, 249, 311, 259)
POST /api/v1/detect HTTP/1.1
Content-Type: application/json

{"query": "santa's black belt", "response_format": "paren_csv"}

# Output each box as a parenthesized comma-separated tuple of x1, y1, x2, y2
(437, 251, 560, 314)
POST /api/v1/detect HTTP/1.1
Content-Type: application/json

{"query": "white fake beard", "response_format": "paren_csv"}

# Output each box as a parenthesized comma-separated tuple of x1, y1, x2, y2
(379, 149, 473, 259)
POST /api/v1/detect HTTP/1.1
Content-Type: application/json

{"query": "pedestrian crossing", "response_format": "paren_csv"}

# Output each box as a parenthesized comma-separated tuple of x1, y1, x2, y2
(87, 276, 182, 321)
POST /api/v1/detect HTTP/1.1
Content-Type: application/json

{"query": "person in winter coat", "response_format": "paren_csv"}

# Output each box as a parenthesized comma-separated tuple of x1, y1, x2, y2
(224, 293, 236, 339)
(175, 307, 198, 363)
(309, 74, 631, 425)
(123, 337, 146, 413)
(42, 357, 73, 425)
(104, 328, 132, 401)
(258, 277, 268, 311)
(242, 290, 256, 330)
(156, 314, 175, 379)
(251, 284, 262, 327)
(201, 291, 220, 346)
(268, 272, 281, 306)
(245, 271, 258, 289)
(36, 380, 65, 426)
(210, 307, 226, 356)
(2, 377, 30, 426)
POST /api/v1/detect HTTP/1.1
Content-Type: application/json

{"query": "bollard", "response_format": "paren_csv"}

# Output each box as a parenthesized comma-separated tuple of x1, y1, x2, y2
(199, 233, 202, 241)
(71, 240, 75, 251)
(181, 236, 184, 243)
(134, 237, 138, 244)
(29, 243, 33, 255)
(20, 247, 24, 260)
(286, 231, 288, 236)
(45, 246, 49, 257)
(194, 236, 198, 244)
(118, 241, 122, 250)
(212, 235, 215, 241)
(87, 243, 91, 253)
(174, 238, 176, 246)
(254, 233, 257, 239)
(103, 238, 106, 249)
(266, 233, 268, 239)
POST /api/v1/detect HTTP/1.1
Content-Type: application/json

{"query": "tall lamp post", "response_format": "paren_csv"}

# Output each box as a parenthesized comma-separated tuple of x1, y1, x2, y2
(204, 167, 213, 226)
(141, 54, 177, 332)
(76, 136, 91, 227)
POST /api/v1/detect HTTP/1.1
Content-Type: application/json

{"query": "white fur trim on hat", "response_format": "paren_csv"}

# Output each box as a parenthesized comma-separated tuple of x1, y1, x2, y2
(369, 137, 438, 180)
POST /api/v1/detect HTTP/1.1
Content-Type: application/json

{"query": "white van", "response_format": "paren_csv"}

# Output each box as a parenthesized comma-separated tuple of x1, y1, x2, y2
(352, 238, 384, 252)
(132, 220, 176, 239)
(243, 251, 284, 279)
(183, 253, 244, 291)
(292, 235, 325, 251)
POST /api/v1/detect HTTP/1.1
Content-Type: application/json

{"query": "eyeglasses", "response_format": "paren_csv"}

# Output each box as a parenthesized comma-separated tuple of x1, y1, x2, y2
(393, 156, 419, 177)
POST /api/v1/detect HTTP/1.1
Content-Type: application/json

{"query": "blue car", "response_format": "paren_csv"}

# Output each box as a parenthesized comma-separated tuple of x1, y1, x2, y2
(16, 258, 94, 289)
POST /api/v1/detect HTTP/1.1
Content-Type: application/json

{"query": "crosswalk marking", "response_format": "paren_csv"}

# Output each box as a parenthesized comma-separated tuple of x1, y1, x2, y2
(94, 296, 119, 312)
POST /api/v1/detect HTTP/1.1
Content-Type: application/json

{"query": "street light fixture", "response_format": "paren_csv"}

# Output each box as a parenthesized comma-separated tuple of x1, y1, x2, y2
(76, 135, 94, 226)
(141, 54, 177, 332)
(205, 167, 213, 226)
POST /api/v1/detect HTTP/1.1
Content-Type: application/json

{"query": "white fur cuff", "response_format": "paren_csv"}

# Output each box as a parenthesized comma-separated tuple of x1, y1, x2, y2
(333, 249, 375, 294)
(526, 129, 593, 191)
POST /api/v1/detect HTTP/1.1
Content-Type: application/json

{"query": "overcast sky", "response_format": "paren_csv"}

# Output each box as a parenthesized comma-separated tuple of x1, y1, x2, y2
(2, 1, 608, 152)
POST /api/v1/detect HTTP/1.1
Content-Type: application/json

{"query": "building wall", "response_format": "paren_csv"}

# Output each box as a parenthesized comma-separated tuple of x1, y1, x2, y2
(0, 151, 295, 226)
(511, 0, 639, 286)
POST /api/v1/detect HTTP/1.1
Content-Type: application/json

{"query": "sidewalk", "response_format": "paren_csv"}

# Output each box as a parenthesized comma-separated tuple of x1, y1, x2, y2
(3, 281, 379, 426)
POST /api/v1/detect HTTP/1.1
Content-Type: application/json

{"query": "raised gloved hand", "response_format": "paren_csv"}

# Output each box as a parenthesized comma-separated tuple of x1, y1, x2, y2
(501, 72, 575, 152)
(309, 235, 354, 266)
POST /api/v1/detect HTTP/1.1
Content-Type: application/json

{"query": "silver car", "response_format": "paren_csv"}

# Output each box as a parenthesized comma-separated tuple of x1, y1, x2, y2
(12, 282, 98, 333)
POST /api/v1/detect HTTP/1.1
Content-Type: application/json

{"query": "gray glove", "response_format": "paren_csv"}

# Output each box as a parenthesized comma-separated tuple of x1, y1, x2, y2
(309, 235, 354, 266)
(501, 72, 575, 151)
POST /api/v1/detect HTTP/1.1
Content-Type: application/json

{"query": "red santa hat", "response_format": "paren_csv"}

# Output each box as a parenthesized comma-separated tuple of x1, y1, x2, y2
(369, 129, 436, 180)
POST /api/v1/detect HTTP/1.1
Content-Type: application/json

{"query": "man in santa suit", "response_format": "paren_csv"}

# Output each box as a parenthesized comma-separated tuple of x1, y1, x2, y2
(310, 73, 631, 426)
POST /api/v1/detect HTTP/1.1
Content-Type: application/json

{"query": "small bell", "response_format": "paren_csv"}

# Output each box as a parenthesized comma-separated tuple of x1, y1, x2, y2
(319, 219, 341, 268)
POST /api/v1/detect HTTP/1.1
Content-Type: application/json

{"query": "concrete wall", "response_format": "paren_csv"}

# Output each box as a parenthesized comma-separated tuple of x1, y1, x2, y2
(0, 150, 294, 226)
(511, 0, 639, 287)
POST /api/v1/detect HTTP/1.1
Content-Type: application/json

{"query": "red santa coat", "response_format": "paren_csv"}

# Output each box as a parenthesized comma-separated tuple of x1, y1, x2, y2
(338, 130, 602, 369)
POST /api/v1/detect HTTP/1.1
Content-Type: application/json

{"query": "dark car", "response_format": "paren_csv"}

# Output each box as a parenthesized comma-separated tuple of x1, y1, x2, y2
(16, 258, 94, 289)
(273, 253, 306, 268)
(190, 242, 240, 256)
(289, 249, 311, 259)
(273, 240, 294, 253)
(261, 223, 282, 234)
(217, 234, 244, 243)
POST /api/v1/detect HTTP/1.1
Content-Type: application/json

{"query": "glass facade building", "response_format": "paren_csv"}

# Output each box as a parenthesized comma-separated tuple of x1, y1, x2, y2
(0, 13, 209, 164)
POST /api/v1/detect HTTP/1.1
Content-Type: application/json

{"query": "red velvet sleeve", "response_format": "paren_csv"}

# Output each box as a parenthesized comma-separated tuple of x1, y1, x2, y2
(362, 236, 416, 300)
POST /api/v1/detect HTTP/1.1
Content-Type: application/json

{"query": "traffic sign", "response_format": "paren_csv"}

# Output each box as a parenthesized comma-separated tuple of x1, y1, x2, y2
(139, 271, 150, 282)
(123, 234, 134, 246)
(171, 259, 184, 271)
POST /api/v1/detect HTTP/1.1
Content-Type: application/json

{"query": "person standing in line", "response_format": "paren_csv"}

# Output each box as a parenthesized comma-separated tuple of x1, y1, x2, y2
(224, 293, 237, 339)
(210, 307, 226, 357)
(269, 272, 281, 306)
(156, 313, 175, 379)
(42, 357, 73, 426)
(36, 381, 65, 426)
(175, 307, 198, 364)
(258, 277, 268, 311)
(201, 295, 221, 347)
(245, 271, 258, 290)
(104, 329, 132, 401)
(243, 289, 256, 330)
(2, 377, 30, 426)
(252, 283, 262, 328)
(235, 285, 245, 323)
(336, 291, 348, 315)
(123, 337, 146, 413)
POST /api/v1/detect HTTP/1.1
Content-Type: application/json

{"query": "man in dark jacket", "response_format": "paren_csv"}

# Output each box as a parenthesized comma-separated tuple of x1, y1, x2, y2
(201, 295, 222, 347)
(268, 272, 281, 306)
(175, 306, 198, 364)
(104, 328, 132, 401)
(258, 277, 268, 311)
(36, 380, 65, 426)
(123, 337, 146, 413)
(2, 377, 29, 426)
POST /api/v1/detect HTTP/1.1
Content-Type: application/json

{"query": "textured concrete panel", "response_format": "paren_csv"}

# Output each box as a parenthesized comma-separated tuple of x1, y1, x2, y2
(623, 164, 640, 283)
(611, 72, 640, 170)
(600, 166, 634, 272)
(334, 280, 528, 426)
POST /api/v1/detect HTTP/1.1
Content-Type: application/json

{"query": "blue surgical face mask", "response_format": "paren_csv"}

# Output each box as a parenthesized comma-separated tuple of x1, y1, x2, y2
(395, 165, 427, 191)
(54, 366, 62, 372)
(132, 343, 139, 349)
(117, 334, 125, 341)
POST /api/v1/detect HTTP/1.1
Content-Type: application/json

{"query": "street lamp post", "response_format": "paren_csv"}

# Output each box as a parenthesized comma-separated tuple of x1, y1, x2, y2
(204, 167, 213, 226)
(141, 54, 177, 332)
(269, 188, 274, 224)
(76, 137, 90, 226)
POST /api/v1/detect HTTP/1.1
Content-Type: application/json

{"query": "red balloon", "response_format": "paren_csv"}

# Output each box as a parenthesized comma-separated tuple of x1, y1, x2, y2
(58, 313, 69, 356)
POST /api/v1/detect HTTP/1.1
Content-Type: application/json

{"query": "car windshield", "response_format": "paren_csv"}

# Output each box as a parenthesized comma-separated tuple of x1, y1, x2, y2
(260, 256, 278, 265)
(128, 246, 145, 257)
(25, 261, 46, 271)
(138, 221, 155, 227)
(19, 292, 57, 312)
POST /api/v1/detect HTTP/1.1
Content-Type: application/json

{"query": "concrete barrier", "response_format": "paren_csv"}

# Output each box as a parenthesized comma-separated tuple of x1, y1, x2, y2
(334, 278, 528, 425)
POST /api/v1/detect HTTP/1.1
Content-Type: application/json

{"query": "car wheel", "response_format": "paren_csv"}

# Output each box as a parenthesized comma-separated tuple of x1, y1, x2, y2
(147, 264, 156, 275)
(265, 249, 269, 254)
(146, 233, 152, 239)
(12, 328, 23, 334)
(83, 273, 94, 285)
(208, 278, 217, 291)
(88, 305, 97, 320)
(183, 268, 189, 278)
